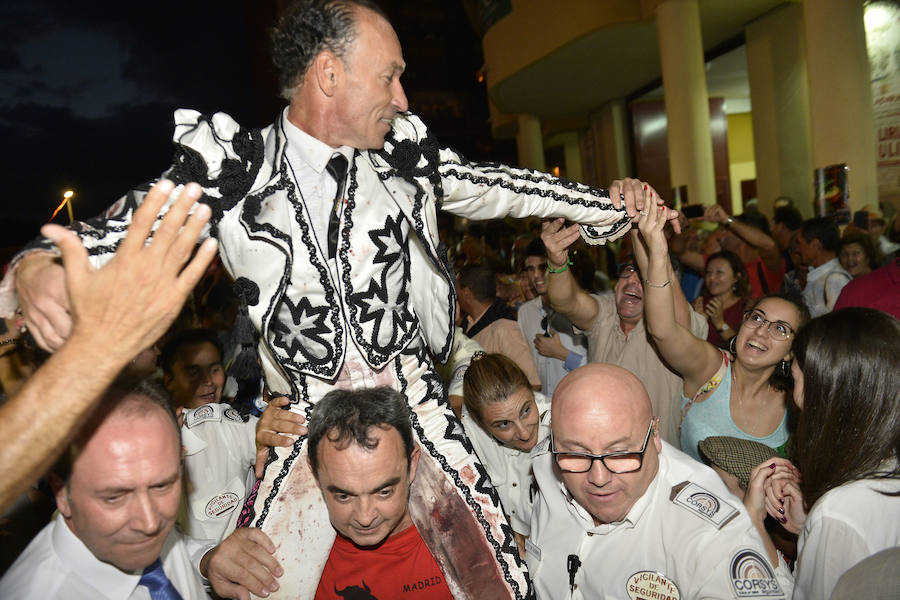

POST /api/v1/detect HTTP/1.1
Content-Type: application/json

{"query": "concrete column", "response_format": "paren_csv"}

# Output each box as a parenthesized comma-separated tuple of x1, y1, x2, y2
(746, 3, 815, 217)
(803, 0, 878, 212)
(563, 136, 584, 182)
(656, 0, 717, 205)
(588, 100, 633, 186)
(516, 114, 546, 171)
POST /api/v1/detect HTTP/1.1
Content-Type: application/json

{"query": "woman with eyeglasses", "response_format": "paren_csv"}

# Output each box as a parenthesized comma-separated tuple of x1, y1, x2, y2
(743, 308, 900, 599)
(461, 353, 550, 555)
(634, 198, 810, 462)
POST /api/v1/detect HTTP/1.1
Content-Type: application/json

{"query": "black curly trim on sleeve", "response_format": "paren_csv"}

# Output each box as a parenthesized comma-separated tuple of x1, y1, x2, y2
(375, 124, 445, 206)
(167, 115, 266, 235)
(220, 127, 266, 200)
(169, 145, 214, 188)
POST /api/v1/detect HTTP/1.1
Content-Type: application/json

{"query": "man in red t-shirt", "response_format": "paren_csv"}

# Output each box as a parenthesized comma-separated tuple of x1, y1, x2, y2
(308, 387, 453, 600)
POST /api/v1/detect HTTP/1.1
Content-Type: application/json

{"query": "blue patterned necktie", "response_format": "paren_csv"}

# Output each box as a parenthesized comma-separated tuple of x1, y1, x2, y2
(139, 558, 183, 600)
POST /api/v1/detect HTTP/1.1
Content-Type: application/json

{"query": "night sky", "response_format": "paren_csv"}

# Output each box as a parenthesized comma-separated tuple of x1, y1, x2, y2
(0, 0, 265, 256)
(0, 0, 502, 263)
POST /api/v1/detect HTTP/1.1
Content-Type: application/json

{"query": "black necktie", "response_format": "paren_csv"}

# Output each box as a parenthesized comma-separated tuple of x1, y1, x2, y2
(138, 559, 183, 600)
(325, 154, 349, 259)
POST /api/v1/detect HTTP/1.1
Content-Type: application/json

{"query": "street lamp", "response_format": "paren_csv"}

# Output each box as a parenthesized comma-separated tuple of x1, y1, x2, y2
(50, 189, 76, 223)
(63, 190, 74, 223)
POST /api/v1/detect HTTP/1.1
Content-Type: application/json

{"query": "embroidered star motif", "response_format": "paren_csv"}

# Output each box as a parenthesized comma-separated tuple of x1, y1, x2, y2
(473, 459, 500, 507)
(443, 412, 474, 455)
(271, 295, 334, 364)
(348, 214, 412, 356)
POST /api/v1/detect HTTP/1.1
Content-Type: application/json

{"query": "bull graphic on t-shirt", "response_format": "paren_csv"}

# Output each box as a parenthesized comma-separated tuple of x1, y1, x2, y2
(335, 581, 378, 599)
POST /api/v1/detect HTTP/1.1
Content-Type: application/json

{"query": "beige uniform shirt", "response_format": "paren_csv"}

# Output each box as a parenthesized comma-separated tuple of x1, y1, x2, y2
(584, 293, 708, 447)
(472, 318, 542, 389)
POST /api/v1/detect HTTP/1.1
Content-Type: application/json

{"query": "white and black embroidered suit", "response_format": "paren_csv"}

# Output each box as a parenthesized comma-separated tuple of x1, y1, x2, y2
(10, 108, 632, 600)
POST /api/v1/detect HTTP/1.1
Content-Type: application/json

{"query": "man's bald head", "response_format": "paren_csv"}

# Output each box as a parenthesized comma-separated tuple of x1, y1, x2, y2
(553, 363, 653, 429)
(551, 364, 661, 525)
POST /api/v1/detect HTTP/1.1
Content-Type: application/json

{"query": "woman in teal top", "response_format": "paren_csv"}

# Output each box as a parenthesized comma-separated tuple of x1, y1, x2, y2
(679, 348, 791, 461)
(633, 196, 810, 462)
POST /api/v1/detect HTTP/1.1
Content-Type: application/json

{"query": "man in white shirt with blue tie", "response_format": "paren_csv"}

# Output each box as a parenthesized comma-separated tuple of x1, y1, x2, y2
(0, 380, 280, 600)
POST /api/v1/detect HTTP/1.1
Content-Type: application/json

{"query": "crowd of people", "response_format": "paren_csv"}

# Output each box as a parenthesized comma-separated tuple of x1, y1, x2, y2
(0, 0, 898, 599)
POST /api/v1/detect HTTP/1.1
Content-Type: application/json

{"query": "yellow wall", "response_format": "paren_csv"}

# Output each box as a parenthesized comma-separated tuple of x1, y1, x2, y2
(727, 112, 756, 214)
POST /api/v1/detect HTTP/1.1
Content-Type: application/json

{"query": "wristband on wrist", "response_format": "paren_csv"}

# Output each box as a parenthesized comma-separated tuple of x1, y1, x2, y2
(644, 279, 671, 288)
(717, 323, 730, 333)
(723, 216, 734, 227)
(547, 259, 573, 274)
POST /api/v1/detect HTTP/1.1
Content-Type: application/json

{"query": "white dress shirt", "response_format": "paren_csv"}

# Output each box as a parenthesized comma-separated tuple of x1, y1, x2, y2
(793, 469, 900, 600)
(0, 513, 213, 599)
(281, 108, 354, 247)
(802, 257, 851, 317)
(527, 441, 793, 600)
(517, 296, 587, 397)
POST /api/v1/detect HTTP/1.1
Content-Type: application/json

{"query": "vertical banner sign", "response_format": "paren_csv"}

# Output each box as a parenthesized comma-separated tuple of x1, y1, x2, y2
(814, 164, 850, 224)
(867, 1, 900, 198)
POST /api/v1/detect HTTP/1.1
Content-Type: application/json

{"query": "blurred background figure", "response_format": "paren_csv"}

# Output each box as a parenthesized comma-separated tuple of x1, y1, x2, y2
(517, 239, 588, 396)
(458, 264, 541, 390)
(692, 250, 751, 348)
(838, 228, 882, 278)
(796, 217, 851, 317)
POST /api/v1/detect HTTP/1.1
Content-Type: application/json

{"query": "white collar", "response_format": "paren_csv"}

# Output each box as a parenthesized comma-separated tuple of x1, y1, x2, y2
(51, 513, 142, 599)
(181, 424, 209, 456)
(806, 257, 841, 280)
(281, 107, 353, 174)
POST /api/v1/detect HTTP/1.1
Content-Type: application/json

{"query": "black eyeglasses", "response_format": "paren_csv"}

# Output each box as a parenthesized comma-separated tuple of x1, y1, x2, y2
(550, 417, 658, 474)
(617, 263, 639, 278)
(743, 310, 795, 340)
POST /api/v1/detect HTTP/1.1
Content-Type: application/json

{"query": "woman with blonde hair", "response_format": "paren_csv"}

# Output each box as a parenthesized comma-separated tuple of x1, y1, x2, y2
(462, 353, 550, 553)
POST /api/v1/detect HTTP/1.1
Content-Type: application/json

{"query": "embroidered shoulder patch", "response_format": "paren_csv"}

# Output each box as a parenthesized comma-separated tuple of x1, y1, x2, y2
(532, 435, 551, 456)
(728, 549, 785, 598)
(224, 407, 246, 423)
(185, 404, 219, 428)
(670, 481, 739, 529)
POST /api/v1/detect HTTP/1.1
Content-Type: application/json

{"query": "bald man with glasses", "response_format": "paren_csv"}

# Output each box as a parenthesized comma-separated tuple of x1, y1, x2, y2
(526, 363, 793, 600)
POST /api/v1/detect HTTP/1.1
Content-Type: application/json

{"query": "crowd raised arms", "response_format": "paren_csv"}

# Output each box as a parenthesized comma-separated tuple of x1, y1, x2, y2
(2, 181, 898, 598)
(1, 175, 898, 600)
(2, 0, 899, 598)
